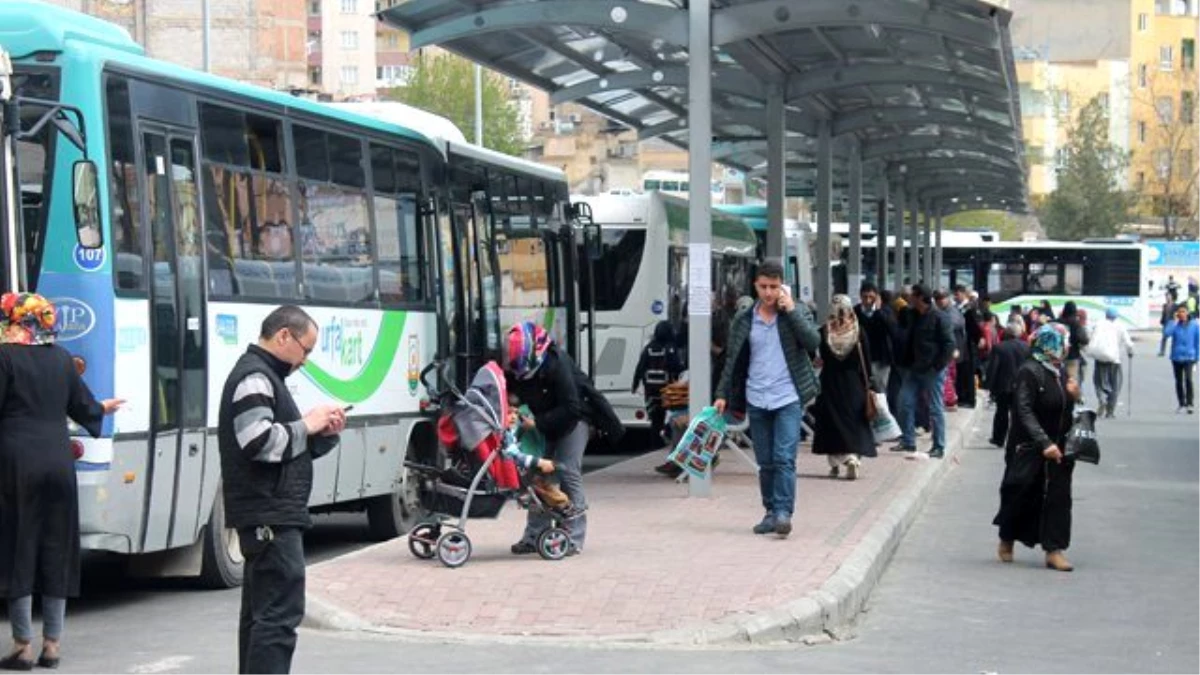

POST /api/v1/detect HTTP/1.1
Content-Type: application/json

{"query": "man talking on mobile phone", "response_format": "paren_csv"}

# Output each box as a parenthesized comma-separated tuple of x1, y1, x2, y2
(713, 260, 821, 538)
(217, 305, 346, 674)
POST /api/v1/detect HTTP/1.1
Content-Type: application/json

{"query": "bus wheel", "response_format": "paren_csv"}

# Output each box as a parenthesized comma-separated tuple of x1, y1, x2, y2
(366, 439, 429, 541)
(199, 485, 244, 589)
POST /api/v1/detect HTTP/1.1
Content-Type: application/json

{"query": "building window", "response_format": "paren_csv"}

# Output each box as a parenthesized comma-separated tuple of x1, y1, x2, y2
(1182, 150, 1196, 175)
(1160, 45, 1174, 70)
(377, 64, 412, 86)
(1183, 91, 1196, 124)
(1097, 92, 1110, 110)
(309, 0, 320, 15)
(340, 65, 358, 86)
(1138, 12, 1149, 30)
(379, 32, 400, 49)
(309, 67, 321, 86)
(1138, 120, 1147, 142)
(341, 31, 358, 50)
(1155, 149, 1172, 179)
(1156, 96, 1174, 123)
(340, 0, 357, 12)
(1136, 171, 1146, 189)
(1054, 147, 1069, 171)
(1184, 38, 1196, 71)
(1139, 63, 1149, 87)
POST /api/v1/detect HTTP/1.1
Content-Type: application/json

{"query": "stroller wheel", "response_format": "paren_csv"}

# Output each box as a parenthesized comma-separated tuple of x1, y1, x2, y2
(407, 523, 440, 560)
(537, 527, 571, 561)
(435, 530, 472, 568)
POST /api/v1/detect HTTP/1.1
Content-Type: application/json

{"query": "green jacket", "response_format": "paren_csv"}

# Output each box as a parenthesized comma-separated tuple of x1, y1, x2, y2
(715, 304, 822, 412)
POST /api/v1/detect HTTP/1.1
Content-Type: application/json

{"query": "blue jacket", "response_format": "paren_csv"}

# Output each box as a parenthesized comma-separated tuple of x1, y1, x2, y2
(1164, 318, 1200, 362)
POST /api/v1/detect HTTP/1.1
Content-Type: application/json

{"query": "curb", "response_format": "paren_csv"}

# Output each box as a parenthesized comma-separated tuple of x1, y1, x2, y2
(304, 405, 984, 648)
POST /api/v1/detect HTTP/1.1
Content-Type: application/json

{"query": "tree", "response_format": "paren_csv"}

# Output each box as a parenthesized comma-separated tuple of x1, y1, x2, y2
(380, 52, 525, 156)
(1039, 95, 1135, 240)
(1133, 66, 1199, 239)
(943, 210, 1032, 241)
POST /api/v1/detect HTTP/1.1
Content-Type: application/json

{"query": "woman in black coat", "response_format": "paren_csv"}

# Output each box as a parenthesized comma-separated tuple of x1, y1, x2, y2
(992, 323, 1081, 572)
(812, 295, 876, 480)
(0, 293, 122, 669)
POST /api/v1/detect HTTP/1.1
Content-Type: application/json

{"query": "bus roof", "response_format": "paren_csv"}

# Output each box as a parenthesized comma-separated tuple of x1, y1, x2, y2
(0, 1, 442, 152)
(575, 192, 758, 252)
(448, 140, 566, 184)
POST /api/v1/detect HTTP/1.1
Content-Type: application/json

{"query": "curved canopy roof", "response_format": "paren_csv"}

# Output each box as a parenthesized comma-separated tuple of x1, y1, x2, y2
(379, 0, 1029, 215)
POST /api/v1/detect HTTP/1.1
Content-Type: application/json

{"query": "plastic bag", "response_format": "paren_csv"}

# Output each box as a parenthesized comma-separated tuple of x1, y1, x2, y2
(870, 392, 901, 443)
(666, 406, 727, 480)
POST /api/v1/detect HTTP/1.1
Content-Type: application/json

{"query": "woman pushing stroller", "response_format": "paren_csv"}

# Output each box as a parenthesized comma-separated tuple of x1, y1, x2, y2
(505, 321, 607, 557)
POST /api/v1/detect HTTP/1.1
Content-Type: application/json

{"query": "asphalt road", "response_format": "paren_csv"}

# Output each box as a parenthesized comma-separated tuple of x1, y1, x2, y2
(6, 342, 1197, 673)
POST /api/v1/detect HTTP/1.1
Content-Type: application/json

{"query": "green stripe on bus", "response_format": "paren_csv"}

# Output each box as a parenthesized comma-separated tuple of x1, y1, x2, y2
(300, 312, 408, 403)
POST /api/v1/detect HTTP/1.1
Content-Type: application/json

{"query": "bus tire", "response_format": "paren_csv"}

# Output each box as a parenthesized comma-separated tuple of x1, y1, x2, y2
(198, 485, 244, 589)
(366, 437, 430, 541)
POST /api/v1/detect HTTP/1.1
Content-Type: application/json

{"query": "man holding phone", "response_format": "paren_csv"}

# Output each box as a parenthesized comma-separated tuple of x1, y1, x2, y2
(714, 260, 821, 537)
(217, 305, 346, 674)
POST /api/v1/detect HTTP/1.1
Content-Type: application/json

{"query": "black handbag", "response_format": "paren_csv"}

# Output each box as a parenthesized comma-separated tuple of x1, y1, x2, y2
(1063, 408, 1100, 464)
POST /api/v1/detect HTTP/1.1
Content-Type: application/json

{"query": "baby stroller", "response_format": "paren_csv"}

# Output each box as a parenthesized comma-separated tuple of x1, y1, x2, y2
(403, 360, 573, 568)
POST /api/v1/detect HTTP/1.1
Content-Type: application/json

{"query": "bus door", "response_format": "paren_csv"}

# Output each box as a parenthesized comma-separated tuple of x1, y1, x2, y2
(137, 126, 208, 552)
(450, 196, 500, 384)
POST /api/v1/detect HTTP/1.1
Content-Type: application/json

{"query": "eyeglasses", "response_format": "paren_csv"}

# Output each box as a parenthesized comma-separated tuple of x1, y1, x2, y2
(288, 330, 316, 357)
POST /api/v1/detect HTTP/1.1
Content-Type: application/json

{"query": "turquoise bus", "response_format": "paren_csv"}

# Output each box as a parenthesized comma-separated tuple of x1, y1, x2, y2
(0, 1, 585, 587)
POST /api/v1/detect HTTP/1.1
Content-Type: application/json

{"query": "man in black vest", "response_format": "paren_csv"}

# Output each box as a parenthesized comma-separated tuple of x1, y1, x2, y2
(218, 306, 345, 674)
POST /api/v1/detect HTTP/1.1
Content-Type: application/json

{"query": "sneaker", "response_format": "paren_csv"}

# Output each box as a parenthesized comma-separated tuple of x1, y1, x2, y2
(654, 461, 683, 478)
(845, 459, 860, 481)
(928, 446, 945, 459)
(752, 514, 776, 535)
(828, 465, 840, 478)
(774, 516, 793, 537)
(510, 541, 537, 555)
(890, 443, 917, 453)
(1178, 406, 1188, 414)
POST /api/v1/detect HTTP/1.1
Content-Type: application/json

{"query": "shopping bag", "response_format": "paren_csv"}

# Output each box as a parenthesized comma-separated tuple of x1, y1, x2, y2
(666, 406, 727, 480)
(1063, 407, 1100, 464)
(869, 392, 901, 443)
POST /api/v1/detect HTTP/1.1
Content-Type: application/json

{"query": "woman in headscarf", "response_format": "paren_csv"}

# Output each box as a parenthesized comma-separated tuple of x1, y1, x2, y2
(811, 295, 876, 480)
(992, 323, 1081, 572)
(505, 321, 594, 556)
(0, 293, 123, 669)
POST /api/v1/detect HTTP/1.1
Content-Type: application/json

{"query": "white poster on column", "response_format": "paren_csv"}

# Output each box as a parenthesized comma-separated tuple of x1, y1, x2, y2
(687, 243, 711, 317)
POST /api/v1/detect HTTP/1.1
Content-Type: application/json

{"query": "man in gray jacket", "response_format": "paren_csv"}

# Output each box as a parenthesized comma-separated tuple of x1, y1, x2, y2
(893, 285, 956, 458)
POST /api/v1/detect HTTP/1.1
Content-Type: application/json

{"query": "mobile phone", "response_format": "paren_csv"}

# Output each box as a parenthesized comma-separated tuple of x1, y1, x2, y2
(342, 405, 355, 413)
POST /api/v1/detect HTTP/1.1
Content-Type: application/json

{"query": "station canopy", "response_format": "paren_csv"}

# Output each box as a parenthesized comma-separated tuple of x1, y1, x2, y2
(379, 0, 1029, 215)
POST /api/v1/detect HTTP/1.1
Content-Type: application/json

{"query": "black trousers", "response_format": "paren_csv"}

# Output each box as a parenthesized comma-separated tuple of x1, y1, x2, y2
(955, 356, 977, 406)
(990, 392, 1013, 445)
(238, 526, 306, 674)
(1172, 360, 1196, 407)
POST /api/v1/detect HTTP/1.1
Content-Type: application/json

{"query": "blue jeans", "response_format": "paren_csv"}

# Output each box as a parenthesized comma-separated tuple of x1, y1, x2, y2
(747, 401, 803, 519)
(900, 368, 947, 449)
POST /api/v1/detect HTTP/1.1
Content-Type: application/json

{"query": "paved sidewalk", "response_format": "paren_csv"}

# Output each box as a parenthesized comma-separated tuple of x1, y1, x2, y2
(305, 405, 982, 646)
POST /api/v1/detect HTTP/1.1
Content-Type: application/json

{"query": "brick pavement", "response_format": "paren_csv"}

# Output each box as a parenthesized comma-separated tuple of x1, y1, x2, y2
(306, 407, 978, 642)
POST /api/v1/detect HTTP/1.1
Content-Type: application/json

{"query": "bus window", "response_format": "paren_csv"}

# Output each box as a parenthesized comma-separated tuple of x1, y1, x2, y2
(199, 103, 297, 299)
(496, 235, 550, 308)
(578, 228, 645, 312)
(371, 146, 425, 305)
(1063, 263, 1084, 295)
(106, 76, 144, 292)
(1027, 263, 1059, 293)
(987, 262, 1024, 301)
(643, 179, 661, 191)
(299, 131, 372, 304)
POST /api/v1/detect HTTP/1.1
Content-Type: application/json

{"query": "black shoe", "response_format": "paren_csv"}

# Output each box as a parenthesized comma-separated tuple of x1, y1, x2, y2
(35, 653, 58, 670)
(510, 541, 537, 555)
(0, 653, 32, 672)
(774, 516, 793, 537)
(890, 443, 917, 452)
(987, 438, 1004, 448)
(928, 447, 945, 459)
(654, 461, 683, 478)
(752, 515, 776, 535)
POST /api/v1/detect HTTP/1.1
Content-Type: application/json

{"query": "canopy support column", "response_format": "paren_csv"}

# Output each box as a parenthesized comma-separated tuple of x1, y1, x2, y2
(847, 144, 863, 299)
(686, 0, 712, 498)
(908, 195, 920, 285)
(877, 179, 889, 290)
(765, 83, 786, 260)
(815, 119, 832, 318)
(894, 184, 906, 289)
(934, 207, 944, 290)
(922, 204, 933, 286)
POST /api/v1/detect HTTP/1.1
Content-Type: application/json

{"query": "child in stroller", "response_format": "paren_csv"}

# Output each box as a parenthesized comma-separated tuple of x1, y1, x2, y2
(404, 361, 577, 567)
(505, 395, 583, 520)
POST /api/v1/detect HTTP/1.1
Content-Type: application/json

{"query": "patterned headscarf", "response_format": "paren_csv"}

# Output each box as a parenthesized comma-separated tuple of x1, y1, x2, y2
(1031, 323, 1069, 368)
(0, 292, 58, 346)
(507, 321, 551, 379)
(825, 294, 859, 360)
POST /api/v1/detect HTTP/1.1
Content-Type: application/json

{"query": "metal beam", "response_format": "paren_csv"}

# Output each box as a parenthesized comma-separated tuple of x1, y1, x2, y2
(894, 184, 906, 287)
(848, 144, 863, 298)
(686, 0, 712, 498)
(766, 83, 786, 260)
(908, 195, 920, 285)
(549, 65, 764, 106)
(815, 119, 833, 317)
(712, 0, 999, 49)
(878, 179, 890, 290)
(832, 107, 1013, 138)
(397, 1, 688, 51)
(638, 104, 819, 141)
(784, 65, 1006, 104)
(863, 136, 1016, 162)
(922, 204, 932, 287)
(917, 186, 1024, 203)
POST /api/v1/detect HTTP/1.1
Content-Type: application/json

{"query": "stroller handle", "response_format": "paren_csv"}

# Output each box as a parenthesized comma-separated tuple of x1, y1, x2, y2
(420, 360, 458, 400)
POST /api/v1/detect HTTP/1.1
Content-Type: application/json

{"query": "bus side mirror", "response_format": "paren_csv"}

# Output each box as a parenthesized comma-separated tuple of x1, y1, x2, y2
(72, 160, 102, 248)
(585, 222, 602, 261)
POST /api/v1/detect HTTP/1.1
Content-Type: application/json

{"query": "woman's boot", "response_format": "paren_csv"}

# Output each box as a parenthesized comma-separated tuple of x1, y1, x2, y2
(1045, 550, 1074, 572)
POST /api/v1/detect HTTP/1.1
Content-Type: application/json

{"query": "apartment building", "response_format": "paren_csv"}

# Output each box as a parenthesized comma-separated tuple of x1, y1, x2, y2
(1011, 0, 1198, 229)
(42, 0, 307, 90)
(306, 0, 412, 98)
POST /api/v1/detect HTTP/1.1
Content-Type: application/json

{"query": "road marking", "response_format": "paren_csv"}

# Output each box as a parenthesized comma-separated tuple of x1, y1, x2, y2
(129, 656, 193, 674)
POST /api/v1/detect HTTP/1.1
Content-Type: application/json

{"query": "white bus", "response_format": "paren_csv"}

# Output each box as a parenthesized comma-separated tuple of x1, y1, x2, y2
(1, 2, 584, 588)
(572, 192, 758, 429)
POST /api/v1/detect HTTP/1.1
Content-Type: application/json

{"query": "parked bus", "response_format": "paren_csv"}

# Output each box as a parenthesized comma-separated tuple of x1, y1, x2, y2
(861, 240, 1152, 327)
(0, 2, 584, 588)
(715, 203, 817, 303)
(572, 192, 757, 429)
